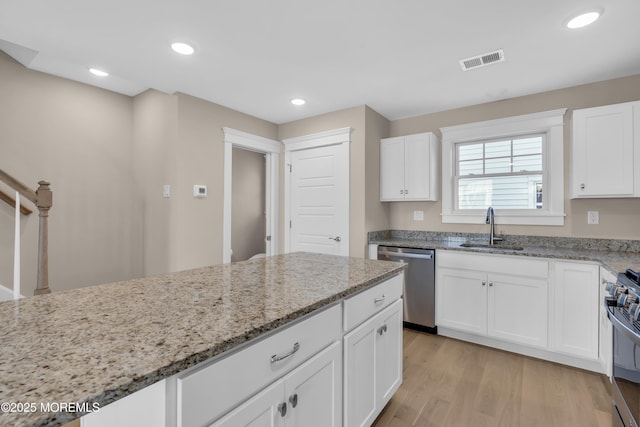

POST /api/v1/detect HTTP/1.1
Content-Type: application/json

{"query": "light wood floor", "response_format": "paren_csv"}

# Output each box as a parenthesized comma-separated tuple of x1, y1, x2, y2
(374, 329, 612, 427)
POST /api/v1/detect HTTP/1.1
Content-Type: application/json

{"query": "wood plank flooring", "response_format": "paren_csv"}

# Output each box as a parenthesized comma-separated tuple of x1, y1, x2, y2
(373, 329, 612, 427)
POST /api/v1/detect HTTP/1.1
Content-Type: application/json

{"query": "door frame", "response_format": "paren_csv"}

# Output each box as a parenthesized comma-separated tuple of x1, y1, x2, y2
(222, 128, 281, 264)
(282, 127, 352, 255)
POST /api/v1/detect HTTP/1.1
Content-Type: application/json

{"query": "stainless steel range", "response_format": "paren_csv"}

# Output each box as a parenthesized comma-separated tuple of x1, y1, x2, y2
(606, 268, 640, 427)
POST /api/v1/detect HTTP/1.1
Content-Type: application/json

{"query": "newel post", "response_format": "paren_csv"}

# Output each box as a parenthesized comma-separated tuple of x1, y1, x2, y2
(34, 180, 52, 296)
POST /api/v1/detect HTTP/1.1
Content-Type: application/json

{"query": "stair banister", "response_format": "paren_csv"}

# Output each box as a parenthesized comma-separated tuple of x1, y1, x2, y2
(0, 169, 52, 296)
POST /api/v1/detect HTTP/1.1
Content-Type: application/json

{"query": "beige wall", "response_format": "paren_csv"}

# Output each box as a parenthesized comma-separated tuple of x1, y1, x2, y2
(132, 92, 278, 275)
(231, 147, 266, 261)
(364, 106, 391, 238)
(388, 75, 640, 240)
(0, 51, 141, 295)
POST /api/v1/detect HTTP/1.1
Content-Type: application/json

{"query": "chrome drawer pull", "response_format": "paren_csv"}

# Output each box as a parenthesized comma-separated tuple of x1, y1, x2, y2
(374, 294, 387, 304)
(271, 342, 300, 363)
(377, 324, 388, 335)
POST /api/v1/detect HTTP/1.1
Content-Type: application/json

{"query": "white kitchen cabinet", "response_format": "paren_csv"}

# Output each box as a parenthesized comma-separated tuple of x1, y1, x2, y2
(600, 267, 615, 376)
(380, 132, 439, 201)
(177, 304, 341, 427)
(437, 268, 487, 335)
(550, 261, 599, 360)
(488, 273, 548, 348)
(436, 252, 548, 349)
(571, 100, 640, 198)
(344, 299, 402, 427)
(212, 341, 342, 427)
(81, 380, 166, 427)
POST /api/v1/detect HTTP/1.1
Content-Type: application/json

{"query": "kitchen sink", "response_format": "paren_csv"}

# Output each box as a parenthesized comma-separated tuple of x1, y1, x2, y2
(459, 243, 524, 251)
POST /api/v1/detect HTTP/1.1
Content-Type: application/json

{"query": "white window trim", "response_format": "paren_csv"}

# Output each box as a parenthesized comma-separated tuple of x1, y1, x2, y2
(440, 108, 567, 226)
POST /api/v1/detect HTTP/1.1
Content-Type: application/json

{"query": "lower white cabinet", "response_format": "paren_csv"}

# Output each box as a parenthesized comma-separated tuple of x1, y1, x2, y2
(343, 299, 403, 427)
(81, 380, 166, 427)
(600, 267, 615, 376)
(550, 261, 600, 359)
(437, 252, 548, 349)
(212, 341, 342, 427)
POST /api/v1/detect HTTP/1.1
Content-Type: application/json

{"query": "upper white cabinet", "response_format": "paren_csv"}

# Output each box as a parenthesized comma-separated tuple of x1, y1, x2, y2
(571, 100, 640, 198)
(380, 132, 439, 201)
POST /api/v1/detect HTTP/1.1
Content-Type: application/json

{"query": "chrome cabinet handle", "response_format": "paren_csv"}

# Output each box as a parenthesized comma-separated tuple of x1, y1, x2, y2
(489, 282, 493, 287)
(377, 324, 388, 335)
(289, 394, 298, 408)
(328, 236, 341, 242)
(278, 402, 287, 417)
(580, 183, 585, 190)
(482, 281, 486, 286)
(374, 294, 387, 303)
(271, 342, 300, 363)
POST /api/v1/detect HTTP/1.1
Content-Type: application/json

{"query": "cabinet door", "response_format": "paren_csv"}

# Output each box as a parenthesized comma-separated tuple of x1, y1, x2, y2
(285, 341, 342, 427)
(210, 380, 285, 427)
(436, 268, 487, 335)
(487, 273, 548, 348)
(600, 268, 616, 376)
(572, 102, 635, 197)
(403, 134, 430, 200)
(380, 137, 405, 201)
(551, 262, 599, 359)
(375, 299, 403, 410)
(343, 314, 377, 427)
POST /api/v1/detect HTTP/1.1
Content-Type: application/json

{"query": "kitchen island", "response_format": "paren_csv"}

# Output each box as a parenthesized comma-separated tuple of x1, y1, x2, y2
(0, 252, 404, 427)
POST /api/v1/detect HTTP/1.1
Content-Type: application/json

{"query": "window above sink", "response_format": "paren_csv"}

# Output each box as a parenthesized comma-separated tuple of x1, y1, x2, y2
(440, 108, 567, 226)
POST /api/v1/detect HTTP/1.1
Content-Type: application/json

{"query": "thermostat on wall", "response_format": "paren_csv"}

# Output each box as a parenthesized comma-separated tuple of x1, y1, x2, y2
(193, 185, 207, 198)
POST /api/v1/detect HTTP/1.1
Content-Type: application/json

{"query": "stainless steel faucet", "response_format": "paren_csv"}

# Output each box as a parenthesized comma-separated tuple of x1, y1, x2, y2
(486, 206, 496, 245)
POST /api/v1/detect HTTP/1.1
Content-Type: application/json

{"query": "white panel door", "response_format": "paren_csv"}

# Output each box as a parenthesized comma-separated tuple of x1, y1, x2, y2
(436, 268, 487, 335)
(210, 379, 284, 427)
(380, 136, 405, 201)
(487, 273, 548, 348)
(290, 144, 349, 255)
(403, 134, 430, 200)
(285, 341, 342, 427)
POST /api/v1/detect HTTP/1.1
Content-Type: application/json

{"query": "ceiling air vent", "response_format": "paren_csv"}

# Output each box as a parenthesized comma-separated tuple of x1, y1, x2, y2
(459, 49, 505, 71)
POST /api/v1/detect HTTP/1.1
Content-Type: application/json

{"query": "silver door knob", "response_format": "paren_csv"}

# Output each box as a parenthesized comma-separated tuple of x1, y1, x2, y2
(328, 236, 341, 242)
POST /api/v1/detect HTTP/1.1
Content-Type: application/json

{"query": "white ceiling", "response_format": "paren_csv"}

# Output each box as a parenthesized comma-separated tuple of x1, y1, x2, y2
(1, 0, 639, 124)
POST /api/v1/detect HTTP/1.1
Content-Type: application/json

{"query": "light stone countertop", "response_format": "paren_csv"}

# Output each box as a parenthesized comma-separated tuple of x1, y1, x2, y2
(370, 231, 640, 276)
(0, 252, 405, 427)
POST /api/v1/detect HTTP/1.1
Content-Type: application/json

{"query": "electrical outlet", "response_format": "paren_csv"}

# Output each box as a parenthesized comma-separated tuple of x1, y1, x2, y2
(413, 210, 424, 221)
(587, 211, 599, 225)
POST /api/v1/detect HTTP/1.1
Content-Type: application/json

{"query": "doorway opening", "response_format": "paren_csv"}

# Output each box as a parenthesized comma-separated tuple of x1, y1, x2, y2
(222, 128, 280, 263)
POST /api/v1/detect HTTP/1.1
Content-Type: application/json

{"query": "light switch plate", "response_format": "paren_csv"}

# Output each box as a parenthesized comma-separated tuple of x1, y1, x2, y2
(587, 211, 599, 225)
(413, 210, 424, 221)
(162, 185, 170, 198)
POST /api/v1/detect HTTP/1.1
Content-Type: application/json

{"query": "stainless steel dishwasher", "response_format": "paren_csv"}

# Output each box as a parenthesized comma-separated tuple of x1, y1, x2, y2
(377, 246, 436, 333)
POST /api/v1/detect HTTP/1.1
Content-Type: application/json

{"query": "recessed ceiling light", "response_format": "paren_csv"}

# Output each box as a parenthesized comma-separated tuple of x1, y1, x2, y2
(567, 11, 601, 29)
(291, 98, 306, 106)
(88, 68, 109, 77)
(171, 42, 195, 55)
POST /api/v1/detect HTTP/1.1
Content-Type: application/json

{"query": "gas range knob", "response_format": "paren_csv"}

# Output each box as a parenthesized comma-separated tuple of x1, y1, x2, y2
(626, 293, 639, 309)
(630, 303, 639, 318)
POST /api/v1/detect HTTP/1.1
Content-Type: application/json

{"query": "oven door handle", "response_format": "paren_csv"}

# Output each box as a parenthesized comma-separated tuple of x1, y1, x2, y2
(608, 306, 640, 346)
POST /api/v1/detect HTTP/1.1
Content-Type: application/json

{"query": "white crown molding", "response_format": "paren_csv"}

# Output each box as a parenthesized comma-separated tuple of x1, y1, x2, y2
(282, 127, 352, 151)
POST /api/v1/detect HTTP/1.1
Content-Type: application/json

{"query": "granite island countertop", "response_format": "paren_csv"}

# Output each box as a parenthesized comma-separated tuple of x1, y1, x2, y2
(0, 252, 404, 427)
(370, 231, 640, 275)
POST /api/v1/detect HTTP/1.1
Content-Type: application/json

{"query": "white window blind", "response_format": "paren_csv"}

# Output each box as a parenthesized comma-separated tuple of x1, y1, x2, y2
(456, 135, 544, 210)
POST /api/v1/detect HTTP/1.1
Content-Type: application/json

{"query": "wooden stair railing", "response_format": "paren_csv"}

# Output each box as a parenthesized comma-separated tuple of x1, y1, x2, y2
(0, 169, 52, 296)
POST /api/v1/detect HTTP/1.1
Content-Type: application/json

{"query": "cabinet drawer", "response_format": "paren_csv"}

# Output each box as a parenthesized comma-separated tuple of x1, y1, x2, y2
(343, 273, 403, 332)
(438, 251, 548, 279)
(177, 303, 341, 427)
